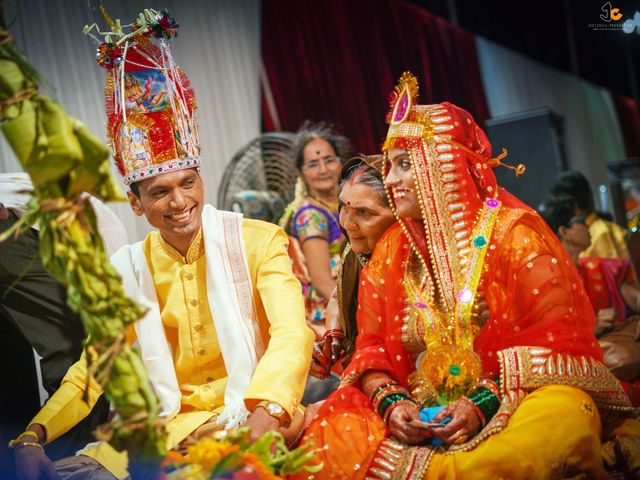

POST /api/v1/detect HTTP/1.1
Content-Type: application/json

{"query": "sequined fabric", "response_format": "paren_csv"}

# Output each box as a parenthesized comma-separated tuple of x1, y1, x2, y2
(290, 74, 634, 480)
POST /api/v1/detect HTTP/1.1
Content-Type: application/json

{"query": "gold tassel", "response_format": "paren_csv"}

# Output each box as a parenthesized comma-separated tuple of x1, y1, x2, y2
(450, 141, 527, 177)
(488, 148, 526, 177)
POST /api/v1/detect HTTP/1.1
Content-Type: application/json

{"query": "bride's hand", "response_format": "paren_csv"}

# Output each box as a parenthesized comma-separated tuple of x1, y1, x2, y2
(310, 341, 332, 379)
(431, 398, 482, 446)
(387, 402, 431, 445)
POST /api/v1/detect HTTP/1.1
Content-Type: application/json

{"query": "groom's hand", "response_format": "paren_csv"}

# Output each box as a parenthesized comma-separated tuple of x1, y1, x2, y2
(246, 407, 280, 443)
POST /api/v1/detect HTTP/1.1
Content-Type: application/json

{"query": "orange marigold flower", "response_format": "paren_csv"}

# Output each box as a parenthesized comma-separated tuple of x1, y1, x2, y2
(162, 449, 188, 466)
(240, 453, 283, 480)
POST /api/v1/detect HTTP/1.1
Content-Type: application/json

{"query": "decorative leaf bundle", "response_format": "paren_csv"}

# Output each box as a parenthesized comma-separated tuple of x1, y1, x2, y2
(0, 8, 166, 479)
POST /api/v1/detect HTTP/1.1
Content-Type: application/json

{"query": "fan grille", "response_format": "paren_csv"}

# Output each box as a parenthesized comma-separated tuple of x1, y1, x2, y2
(217, 132, 297, 223)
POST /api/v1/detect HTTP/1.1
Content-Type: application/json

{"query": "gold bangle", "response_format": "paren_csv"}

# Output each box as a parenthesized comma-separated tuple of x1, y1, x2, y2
(8, 431, 39, 448)
(12, 441, 43, 451)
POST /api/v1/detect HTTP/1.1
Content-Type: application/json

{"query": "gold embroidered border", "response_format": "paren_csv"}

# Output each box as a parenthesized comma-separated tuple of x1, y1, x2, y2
(365, 390, 525, 478)
(387, 122, 424, 140)
(401, 303, 426, 354)
(446, 388, 526, 453)
(221, 214, 258, 350)
(157, 227, 203, 264)
(400, 445, 436, 480)
(414, 141, 458, 312)
(498, 346, 633, 412)
(365, 439, 436, 480)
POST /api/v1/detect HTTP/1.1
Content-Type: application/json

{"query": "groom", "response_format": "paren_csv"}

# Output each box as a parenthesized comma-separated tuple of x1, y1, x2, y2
(10, 11, 312, 480)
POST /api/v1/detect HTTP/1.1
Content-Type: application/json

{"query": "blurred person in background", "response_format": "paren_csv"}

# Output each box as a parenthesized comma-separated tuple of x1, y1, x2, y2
(280, 122, 350, 338)
(541, 194, 640, 405)
(550, 171, 629, 259)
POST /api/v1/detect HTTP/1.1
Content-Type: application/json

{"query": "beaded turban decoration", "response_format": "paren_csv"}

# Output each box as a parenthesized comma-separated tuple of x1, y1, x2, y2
(87, 9, 200, 186)
(382, 72, 525, 402)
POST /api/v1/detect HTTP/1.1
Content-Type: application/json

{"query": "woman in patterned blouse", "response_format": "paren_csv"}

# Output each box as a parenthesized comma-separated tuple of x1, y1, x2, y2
(280, 122, 351, 338)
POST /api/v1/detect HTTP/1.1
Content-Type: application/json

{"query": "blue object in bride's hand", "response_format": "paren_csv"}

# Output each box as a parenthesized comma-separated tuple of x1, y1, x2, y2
(419, 406, 451, 445)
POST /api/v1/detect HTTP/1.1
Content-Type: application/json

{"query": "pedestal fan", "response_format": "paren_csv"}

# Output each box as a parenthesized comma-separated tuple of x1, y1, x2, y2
(216, 132, 297, 223)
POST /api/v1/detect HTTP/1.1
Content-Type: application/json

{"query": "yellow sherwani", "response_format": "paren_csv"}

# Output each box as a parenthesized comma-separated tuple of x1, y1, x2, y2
(581, 213, 629, 259)
(30, 219, 313, 478)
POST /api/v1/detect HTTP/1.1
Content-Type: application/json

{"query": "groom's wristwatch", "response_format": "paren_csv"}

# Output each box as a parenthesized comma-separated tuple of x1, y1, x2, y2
(255, 400, 289, 427)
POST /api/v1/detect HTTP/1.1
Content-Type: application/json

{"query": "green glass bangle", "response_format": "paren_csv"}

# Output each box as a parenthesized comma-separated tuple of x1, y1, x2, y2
(370, 381, 400, 402)
(468, 386, 500, 422)
(377, 393, 411, 417)
(378, 393, 406, 410)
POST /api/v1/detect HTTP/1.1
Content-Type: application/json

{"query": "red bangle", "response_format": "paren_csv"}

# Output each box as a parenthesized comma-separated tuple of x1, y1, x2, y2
(479, 378, 500, 398)
(460, 396, 486, 427)
(382, 399, 417, 424)
(324, 329, 345, 340)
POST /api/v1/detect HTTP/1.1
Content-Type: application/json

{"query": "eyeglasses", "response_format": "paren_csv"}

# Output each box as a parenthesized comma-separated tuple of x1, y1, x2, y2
(566, 214, 586, 227)
(302, 156, 340, 172)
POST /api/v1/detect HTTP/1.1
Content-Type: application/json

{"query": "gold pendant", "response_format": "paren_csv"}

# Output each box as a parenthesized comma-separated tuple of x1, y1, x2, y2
(416, 345, 482, 404)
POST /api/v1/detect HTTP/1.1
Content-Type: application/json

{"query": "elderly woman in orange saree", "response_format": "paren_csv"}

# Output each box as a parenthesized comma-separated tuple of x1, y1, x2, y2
(293, 73, 639, 479)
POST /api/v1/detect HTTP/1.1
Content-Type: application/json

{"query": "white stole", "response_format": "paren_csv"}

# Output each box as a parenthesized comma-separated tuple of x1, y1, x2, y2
(111, 204, 258, 428)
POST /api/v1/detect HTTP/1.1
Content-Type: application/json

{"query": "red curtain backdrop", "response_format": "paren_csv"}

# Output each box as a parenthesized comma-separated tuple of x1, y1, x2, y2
(613, 93, 640, 160)
(261, 0, 489, 154)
